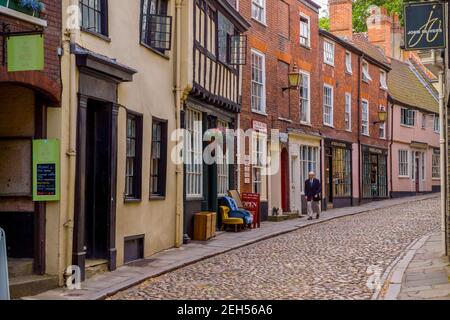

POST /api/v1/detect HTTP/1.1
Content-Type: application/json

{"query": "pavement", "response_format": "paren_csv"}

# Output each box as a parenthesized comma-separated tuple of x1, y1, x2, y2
(25, 193, 439, 300)
(380, 232, 450, 300)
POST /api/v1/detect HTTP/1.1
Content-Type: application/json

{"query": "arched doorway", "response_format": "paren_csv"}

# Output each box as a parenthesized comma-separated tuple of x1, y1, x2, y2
(281, 147, 290, 213)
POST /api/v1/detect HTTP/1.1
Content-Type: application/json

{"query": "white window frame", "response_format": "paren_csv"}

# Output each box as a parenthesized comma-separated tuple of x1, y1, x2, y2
(401, 108, 416, 127)
(421, 113, 426, 129)
(345, 92, 352, 132)
(251, 0, 266, 24)
(434, 114, 440, 133)
(398, 150, 409, 178)
(432, 151, 440, 179)
(323, 84, 334, 126)
(299, 14, 311, 48)
(379, 105, 386, 139)
(185, 108, 203, 199)
(251, 49, 266, 114)
(217, 120, 229, 197)
(345, 51, 352, 74)
(362, 60, 372, 82)
(361, 99, 369, 136)
(323, 40, 335, 66)
(252, 132, 267, 195)
(380, 70, 388, 90)
(299, 70, 311, 124)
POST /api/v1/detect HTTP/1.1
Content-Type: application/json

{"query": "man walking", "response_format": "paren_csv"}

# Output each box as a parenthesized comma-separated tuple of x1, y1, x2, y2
(305, 171, 322, 221)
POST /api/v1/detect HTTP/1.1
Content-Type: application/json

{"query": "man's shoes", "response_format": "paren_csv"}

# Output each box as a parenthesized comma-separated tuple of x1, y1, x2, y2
(307, 217, 313, 221)
(316, 215, 320, 220)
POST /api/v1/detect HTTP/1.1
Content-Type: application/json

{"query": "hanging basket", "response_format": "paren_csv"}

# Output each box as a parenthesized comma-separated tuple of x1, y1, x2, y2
(0, 0, 45, 17)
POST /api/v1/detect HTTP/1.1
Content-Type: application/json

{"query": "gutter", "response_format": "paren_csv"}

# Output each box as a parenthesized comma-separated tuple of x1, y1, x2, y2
(389, 100, 394, 198)
(439, 71, 448, 256)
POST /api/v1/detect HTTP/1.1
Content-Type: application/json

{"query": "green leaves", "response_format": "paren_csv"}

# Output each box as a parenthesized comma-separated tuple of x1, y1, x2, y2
(352, 0, 406, 33)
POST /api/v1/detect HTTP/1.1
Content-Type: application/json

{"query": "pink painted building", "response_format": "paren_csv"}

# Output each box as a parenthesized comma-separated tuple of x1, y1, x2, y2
(388, 59, 441, 197)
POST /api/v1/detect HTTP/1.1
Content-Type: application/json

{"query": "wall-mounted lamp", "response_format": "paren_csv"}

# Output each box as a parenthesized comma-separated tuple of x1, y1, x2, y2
(373, 110, 388, 125)
(282, 63, 301, 92)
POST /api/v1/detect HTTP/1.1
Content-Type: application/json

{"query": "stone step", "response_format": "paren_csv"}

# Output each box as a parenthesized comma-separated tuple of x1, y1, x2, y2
(10, 275, 58, 300)
(85, 259, 109, 280)
(8, 259, 34, 278)
(268, 215, 289, 222)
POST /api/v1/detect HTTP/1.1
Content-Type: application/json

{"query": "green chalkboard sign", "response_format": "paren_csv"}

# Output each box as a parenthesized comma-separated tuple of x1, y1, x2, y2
(7, 34, 44, 72)
(33, 139, 60, 202)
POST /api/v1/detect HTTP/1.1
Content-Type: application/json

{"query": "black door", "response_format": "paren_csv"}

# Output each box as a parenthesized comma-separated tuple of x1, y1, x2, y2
(325, 149, 333, 205)
(85, 101, 111, 260)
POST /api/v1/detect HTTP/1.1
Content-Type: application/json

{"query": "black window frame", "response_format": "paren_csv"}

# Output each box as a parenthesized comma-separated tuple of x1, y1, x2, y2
(79, 0, 109, 37)
(125, 111, 143, 202)
(149, 118, 168, 199)
(140, 0, 173, 53)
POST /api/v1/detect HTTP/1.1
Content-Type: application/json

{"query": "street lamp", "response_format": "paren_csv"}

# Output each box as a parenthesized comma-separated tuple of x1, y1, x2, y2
(282, 63, 301, 92)
(373, 110, 388, 125)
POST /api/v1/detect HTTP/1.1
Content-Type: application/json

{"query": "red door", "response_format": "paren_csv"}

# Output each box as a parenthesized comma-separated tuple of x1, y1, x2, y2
(281, 148, 290, 213)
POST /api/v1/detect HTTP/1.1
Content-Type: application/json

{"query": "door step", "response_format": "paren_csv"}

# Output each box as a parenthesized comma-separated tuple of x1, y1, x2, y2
(10, 275, 58, 299)
(85, 259, 109, 280)
(8, 259, 34, 278)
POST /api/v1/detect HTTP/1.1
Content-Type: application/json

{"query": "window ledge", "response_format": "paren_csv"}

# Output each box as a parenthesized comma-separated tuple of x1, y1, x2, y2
(299, 44, 311, 50)
(324, 123, 334, 128)
(324, 61, 335, 67)
(345, 71, 353, 76)
(140, 42, 170, 60)
(0, 6, 47, 27)
(300, 121, 312, 127)
(400, 124, 415, 129)
(251, 109, 269, 117)
(398, 176, 410, 179)
(186, 196, 204, 201)
(124, 198, 142, 204)
(81, 28, 111, 42)
(380, 86, 388, 91)
(251, 18, 267, 28)
(150, 195, 166, 201)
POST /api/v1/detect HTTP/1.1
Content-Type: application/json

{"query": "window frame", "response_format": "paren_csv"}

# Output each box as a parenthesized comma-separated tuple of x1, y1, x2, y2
(362, 60, 372, 83)
(400, 108, 416, 127)
(434, 114, 441, 133)
(345, 92, 352, 132)
(299, 13, 311, 48)
(323, 84, 334, 127)
(217, 120, 230, 197)
(252, 132, 267, 195)
(398, 150, 409, 178)
(299, 70, 311, 124)
(140, 0, 172, 53)
(79, 0, 109, 37)
(432, 150, 440, 179)
(251, 49, 267, 114)
(380, 69, 388, 90)
(345, 51, 352, 74)
(251, 0, 266, 25)
(125, 111, 143, 202)
(361, 99, 369, 136)
(185, 108, 204, 199)
(323, 40, 335, 66)
(149, 117, 168, 199)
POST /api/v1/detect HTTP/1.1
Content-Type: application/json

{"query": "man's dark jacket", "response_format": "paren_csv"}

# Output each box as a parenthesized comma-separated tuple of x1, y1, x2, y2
(305, 178, 322, 201)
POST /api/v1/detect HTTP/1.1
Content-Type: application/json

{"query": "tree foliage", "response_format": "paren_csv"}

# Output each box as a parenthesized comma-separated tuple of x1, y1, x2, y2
(353, 0, 407, 33)
(320, 16, 330, 31)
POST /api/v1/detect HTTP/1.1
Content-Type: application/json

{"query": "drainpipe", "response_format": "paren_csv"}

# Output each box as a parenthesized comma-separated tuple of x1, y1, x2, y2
(62, 0, 79, 279)
(389, 100, 394, 198)
(357, 55, 363, 204)
(438, 71, 447, 256)
(174, 0, 185, 248)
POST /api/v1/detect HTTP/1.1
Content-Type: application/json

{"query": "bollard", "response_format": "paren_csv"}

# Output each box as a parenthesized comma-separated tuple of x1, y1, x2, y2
(0, 228, 10, 300)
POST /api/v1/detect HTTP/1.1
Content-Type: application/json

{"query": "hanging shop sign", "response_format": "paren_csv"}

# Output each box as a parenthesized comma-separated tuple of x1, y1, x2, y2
(7, 34, 44, 72)
(404, 2, 446, 50)
(32, 139, 60, 202)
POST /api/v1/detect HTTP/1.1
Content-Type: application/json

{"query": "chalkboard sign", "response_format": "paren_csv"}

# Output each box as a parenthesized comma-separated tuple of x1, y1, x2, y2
(33, 140, 60, 202)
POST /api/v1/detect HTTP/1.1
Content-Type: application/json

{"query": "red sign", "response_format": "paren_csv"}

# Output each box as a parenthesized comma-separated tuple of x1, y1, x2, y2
(241, 193, 261, 228)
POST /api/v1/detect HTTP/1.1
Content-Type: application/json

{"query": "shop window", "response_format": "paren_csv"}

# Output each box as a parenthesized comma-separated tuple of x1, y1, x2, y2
(300, 146, 319, 194)
(126, 112, 143, 200)
(217, 120, 229, 197)
(432, 150, 440, 179)
(185, 108, 203, 198)
(150, 118, 168, 198)
(80, 0, 108, 36)
(332, 148, 352, 197)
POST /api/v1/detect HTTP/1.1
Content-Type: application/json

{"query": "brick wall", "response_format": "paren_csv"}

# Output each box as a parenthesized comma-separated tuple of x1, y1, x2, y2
(329, 0, 353, 39)
(238, 0, 321, 194)
(0, 0, 62, 104)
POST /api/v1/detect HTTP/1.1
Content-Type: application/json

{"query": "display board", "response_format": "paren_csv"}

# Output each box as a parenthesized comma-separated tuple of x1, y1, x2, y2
(32, 139, 60, 202)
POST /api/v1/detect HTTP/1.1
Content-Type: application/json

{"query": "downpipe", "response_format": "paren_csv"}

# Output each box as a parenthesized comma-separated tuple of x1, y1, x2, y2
(439, 71, 448, 256)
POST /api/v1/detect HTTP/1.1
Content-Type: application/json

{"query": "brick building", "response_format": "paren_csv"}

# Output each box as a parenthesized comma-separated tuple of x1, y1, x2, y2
(0, 0, 62, 297)
(238, 0, 322, 218)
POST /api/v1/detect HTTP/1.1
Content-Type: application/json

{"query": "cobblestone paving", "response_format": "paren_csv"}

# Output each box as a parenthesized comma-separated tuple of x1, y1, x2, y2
(110, 198, 440, 300)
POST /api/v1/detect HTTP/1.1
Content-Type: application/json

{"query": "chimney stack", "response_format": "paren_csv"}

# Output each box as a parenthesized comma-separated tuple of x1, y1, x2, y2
(329, 0, 353, 39)
(366, 6, 400, 59)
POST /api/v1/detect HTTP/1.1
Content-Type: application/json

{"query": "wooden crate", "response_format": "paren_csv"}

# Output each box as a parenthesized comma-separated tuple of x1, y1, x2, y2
(193, 212, 216, 241)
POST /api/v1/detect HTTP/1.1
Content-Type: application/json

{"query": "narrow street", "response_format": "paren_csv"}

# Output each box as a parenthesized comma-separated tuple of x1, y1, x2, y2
(110, 198, 440, 300)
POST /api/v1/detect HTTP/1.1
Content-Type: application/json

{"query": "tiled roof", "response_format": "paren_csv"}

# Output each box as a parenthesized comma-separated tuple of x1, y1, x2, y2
(388, 59, 438, 114)
(346, 37, 391, 67)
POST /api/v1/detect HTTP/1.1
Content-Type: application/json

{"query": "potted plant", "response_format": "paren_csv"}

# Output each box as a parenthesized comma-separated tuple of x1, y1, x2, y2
(0, 0, 45, 17)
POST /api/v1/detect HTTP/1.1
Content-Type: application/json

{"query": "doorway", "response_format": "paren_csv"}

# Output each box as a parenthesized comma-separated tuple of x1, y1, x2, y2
(281, 148, 290, 213)
(290, 155, 301, 213)
(325, 150, 333, 206)
(85, 100, 112, 261)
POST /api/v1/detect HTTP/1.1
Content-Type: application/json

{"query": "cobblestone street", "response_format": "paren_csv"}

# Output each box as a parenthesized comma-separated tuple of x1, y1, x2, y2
(110, 198, 440, 300)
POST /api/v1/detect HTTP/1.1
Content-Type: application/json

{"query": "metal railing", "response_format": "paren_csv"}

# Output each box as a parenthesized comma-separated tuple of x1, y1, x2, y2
(0, 227, 10, 300)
